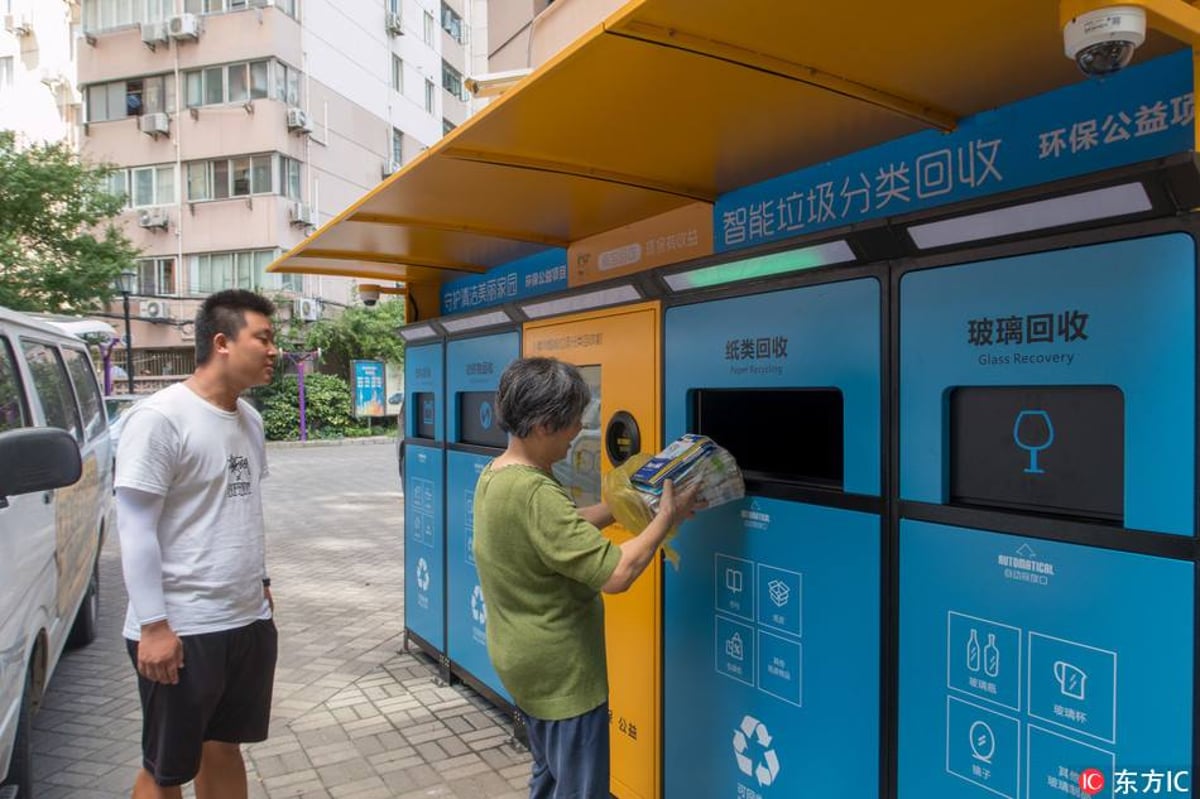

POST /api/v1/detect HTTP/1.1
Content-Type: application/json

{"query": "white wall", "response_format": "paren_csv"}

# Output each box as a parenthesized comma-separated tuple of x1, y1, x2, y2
(301, 0, 442, 151)
(0, 0, 80, 146)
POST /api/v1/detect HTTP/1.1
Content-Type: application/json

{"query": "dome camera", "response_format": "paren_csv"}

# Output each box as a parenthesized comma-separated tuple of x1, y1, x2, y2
(358, 284, 381, 307)
(1064, 5, 1146, 77)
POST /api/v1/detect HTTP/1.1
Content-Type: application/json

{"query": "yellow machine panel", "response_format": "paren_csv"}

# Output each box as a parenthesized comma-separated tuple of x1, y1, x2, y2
(522, 301, 662, 799)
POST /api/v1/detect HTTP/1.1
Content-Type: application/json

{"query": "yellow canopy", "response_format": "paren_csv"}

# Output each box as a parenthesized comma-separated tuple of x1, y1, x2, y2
(269, 0, 1182, 300)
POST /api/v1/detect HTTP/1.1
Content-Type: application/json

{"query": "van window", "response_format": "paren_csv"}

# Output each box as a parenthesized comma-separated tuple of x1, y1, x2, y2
(21, 341, 83, 443)
(0, 336, 27, 433)
(62, 347, 107, 442)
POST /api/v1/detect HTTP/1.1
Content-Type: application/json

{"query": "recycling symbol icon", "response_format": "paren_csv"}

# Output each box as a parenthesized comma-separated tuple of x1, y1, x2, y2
(733, 715, 780, 787)
(470, 584, 487, 627)
(416, 557, 431, 592)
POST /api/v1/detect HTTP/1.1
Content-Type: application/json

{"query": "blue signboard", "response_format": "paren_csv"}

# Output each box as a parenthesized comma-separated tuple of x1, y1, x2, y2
(898, 520, 1193, 799)
(715, 50, 1193, 252)
(445, 331, 518, 703)
(352, 359, 386, 418)
(440, 248, 568, 315)
(899, 234, 1196, 535)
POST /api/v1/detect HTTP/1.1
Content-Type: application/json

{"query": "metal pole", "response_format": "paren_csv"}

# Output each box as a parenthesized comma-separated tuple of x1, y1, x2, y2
(102, 337, 118, 395)
(122, 292, 135, 394)
(297, 359, 308, 443)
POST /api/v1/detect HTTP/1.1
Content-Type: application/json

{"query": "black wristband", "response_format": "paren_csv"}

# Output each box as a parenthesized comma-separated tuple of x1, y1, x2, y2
(262, 578, 271, 587)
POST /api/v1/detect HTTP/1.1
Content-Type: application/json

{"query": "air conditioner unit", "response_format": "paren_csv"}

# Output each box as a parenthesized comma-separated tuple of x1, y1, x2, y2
(293, 297, 320, 322)
(167, 13, 200, 41)
(288, 202, 314, 226)
(140, 21, 169, 46)
(286, 106, 312, 134)
(142, 299, 172, 320)
(385, 12, 403, 36)
(382, 158, 401, 178)
(138, 112, 170, 137)
(137, 207, 170, 230)
(4, 14, 31, 36)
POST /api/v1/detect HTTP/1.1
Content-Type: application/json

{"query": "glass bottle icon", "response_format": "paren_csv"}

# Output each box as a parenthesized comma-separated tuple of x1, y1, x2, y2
(1013, 410, 1055, 474)
(966, 629, 981, 673)
(984, 633, 1000, 678)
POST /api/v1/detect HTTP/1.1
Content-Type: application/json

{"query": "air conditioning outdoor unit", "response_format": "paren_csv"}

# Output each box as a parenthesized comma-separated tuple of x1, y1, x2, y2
(168, 13, 200, 41)
(140, 21, 168, 46)
(286, 106, 312, 134)
(142, 300, 172, 320)
(293, 297, 320, 322)
(4, 14, 31, 36)
(137, 208, 170, 230)
(288, 202, 314, 226)
(138, 112, 170, 137)
(385, 12, 403, 36)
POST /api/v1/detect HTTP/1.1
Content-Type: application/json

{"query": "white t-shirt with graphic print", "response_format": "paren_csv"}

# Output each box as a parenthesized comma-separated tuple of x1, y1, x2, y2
(116, 382, 271, 639)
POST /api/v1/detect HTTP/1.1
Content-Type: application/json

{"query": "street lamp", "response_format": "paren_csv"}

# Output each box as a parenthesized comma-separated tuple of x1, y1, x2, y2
(113, 269, 136, 395)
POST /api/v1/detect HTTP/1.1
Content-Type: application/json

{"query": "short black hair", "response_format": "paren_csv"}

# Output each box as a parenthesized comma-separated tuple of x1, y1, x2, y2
(194, 289, 276, 365)
(496, 357, 591, 438)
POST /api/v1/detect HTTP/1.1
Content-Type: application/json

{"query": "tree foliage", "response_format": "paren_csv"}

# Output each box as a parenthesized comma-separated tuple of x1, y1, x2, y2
(0, 131, 139, 312)
(292, 297, 406, 375)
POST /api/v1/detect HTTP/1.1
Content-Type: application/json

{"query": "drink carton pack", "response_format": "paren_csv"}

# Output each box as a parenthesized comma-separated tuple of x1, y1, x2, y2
(631, 434, 744, 513)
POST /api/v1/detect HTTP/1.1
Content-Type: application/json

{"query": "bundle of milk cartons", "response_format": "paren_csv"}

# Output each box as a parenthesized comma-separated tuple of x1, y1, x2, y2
(630, 433, 745, 514)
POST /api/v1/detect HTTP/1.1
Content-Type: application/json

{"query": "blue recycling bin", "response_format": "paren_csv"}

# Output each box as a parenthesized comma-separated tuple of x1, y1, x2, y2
(896, 233, 1196, 798)
(445, 331, 519, 705)
(404, 341, 446, 659)
(662, 275, 883, 798)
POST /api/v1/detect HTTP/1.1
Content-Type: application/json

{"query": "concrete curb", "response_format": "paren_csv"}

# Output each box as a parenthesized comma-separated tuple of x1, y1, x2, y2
(267, 436, 396, 450)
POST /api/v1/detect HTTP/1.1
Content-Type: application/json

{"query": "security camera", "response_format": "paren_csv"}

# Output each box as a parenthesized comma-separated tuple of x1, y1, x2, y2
(358, 284, 381, 307)
(1064, 5, 1146, 77)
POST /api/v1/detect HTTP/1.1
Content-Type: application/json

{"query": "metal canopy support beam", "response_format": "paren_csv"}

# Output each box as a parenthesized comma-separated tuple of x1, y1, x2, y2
(297, 249, 488, 273)
(442, 147, 716, 201)
(272, 264, 416, 281)
(346, 212, 571, 247)
(608, 19, 960, 132)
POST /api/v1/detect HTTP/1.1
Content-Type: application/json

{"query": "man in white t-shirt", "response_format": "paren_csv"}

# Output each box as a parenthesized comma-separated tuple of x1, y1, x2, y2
(116, 289, 279, 799)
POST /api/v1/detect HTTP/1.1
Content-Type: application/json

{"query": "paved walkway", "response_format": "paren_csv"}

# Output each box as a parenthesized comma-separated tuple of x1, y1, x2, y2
(31, 442, 533, 798)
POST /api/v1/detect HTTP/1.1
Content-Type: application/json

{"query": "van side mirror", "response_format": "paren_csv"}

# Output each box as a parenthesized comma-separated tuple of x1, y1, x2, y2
(0, 428, 83, 508)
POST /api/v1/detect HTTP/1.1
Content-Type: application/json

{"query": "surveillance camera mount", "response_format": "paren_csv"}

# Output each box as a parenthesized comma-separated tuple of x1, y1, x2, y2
(1062, 0, 1200, 52)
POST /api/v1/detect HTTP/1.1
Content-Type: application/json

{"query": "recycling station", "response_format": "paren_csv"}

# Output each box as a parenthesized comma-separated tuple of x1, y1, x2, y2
(402, 339, 446, 671)
(661, 274, 885, 797)
(270, 3, 1200, 796)
(895, 232, 1195, 799)
(444, 329, 520, 707)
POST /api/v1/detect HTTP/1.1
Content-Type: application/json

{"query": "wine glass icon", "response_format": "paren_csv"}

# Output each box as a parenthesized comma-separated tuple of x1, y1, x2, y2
(1013, 410, 1055, 474)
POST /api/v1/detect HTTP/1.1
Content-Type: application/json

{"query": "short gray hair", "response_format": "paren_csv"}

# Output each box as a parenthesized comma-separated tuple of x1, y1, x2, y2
(496, 358, 590, 438)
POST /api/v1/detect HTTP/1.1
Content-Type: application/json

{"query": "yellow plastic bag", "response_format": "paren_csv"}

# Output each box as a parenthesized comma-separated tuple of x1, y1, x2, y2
(602, 453, 683, 569)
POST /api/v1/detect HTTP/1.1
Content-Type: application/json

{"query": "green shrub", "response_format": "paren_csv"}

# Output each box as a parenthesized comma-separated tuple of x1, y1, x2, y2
(256, 373, 353, 441)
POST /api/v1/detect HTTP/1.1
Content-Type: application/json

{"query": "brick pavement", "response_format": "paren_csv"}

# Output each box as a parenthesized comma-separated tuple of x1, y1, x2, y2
(31, 441, 533, 799)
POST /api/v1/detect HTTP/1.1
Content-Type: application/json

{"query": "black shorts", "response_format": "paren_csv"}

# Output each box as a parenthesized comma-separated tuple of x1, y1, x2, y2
(125, 618, 278, 786)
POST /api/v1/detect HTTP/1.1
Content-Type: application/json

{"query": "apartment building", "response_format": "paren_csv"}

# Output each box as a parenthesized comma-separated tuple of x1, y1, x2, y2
(486, 0, 621, 74)
(0, 0, 82, 147)
(78, 0, 475, 384)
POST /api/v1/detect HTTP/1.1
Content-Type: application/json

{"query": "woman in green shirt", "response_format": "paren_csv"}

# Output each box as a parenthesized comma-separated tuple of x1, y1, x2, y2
(473, 357, 698, 799)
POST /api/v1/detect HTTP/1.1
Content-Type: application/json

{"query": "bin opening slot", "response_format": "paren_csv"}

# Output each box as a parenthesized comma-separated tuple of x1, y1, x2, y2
(413, 391, 436, 439)
(949, 385, 1124, 522)
(692, 388, 843, 489)
(458, 391, 506, 448)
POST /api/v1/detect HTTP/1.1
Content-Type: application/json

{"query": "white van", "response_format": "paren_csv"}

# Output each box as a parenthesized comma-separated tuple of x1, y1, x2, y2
(0, 307, 115, 798)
